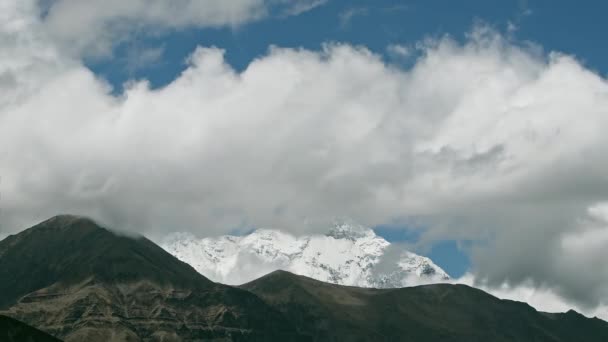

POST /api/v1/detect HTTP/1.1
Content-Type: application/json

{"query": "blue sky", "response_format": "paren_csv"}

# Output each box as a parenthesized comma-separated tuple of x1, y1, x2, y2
(80, 0, 607, 278)
(374, 225, 471, 277)
(89, 0, 608, 92)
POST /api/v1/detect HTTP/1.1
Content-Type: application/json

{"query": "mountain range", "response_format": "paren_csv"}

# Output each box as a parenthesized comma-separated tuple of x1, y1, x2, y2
(1, 215, 607, 341)
(160, 222, 449, 287)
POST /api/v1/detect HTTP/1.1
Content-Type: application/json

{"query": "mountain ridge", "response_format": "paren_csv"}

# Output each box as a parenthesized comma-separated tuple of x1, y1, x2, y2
(0, 214, 213, 309)
(242, 270, 608, 342)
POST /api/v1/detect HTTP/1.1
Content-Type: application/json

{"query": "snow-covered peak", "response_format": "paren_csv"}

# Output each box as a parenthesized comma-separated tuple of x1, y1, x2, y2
(326, 221, 375, 240)
(159, 224, 450, 287)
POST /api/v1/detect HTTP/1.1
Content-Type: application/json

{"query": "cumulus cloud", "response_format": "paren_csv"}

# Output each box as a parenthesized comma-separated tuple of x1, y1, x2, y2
(2, 0, 608, 314)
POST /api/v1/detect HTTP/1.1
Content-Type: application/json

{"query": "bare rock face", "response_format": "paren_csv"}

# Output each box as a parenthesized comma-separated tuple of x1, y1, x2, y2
(0, 215, 303, 342)
(4, 280, 287, 341)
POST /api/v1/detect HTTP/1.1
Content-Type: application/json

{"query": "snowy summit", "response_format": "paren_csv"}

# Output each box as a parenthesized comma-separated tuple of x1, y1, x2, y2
(160, 222, 450, 287)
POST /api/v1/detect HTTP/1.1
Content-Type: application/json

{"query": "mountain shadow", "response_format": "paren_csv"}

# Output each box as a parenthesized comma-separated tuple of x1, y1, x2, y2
(0, 315, 62, 342)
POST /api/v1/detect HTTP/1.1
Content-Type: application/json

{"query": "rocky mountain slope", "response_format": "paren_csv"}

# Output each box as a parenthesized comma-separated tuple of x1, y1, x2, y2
(0, 215, 304, 342)
(160, 222, 449, 287)
(243, 270, 608, 342)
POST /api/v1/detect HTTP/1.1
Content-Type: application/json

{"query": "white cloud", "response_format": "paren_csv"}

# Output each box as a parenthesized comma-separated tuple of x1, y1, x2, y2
(457, 274, 608, 321)
(338, 7, 368, 29)
(124, 45, 166, 73)
(37, 0, 323, 58)
(386, 44, 411, 59)
(2, 0, 608, 314)
(276, 0, 328, 17)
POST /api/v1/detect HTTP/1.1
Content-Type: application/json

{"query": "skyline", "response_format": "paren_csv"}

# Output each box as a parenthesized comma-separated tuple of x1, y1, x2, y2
(2, 0, 608, 321)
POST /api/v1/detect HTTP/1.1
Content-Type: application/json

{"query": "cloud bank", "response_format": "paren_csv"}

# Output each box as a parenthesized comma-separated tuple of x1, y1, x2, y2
(2, 1, 608, 315)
